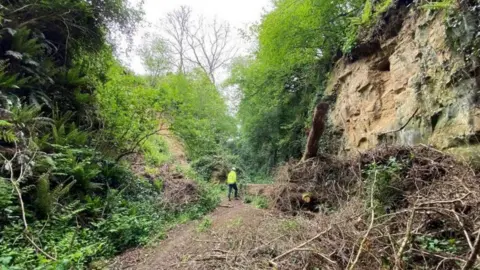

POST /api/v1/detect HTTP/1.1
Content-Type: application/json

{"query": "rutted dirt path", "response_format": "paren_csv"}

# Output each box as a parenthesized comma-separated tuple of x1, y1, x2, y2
(111, 199, 270, 270)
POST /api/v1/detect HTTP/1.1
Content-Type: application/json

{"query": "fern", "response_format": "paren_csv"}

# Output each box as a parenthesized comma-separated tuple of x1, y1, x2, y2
(10, 105, 41, 125)
(51, 179, 77, 204)
(52, 122, 89, 146)
(72, 162, 100, 190)
(375, 0, 393, 16)
(0, 178, 14, 210)
(10, 28, 44, 57)
(57, 200, 85, 221)
(361, 0, 373, 25)
(1, 129, 17, 143)
(35, 174, 52, 218)
(28, 90, 52, 108)
(0, 120, 12, 127)
(0, 62, 27, 90)
(421, 0, 455, 10)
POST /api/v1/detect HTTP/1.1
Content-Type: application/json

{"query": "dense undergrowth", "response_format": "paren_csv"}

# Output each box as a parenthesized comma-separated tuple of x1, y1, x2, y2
(0, 0, 229, 268)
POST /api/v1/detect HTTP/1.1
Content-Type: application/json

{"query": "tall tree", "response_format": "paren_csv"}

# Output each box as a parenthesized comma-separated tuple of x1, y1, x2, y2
(185, 17, 236, 84)
(138, 33, 172, 82)
(145, 6, 237, 84)
(163, 5, 192, 74)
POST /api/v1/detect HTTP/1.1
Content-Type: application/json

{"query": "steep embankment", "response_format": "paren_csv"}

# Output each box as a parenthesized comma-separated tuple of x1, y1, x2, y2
(326, 4, 480, 157)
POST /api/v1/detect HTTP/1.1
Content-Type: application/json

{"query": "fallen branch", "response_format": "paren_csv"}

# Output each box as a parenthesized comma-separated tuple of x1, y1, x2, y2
(348, 170, 378, 270)
(2, 148, 57, 261)
(249, 234, 286, 254)
(453, 212, 474, 251)
(411, 248, 466, 263)
(394, 206, 417, 270)
(213, 249, 229, 254)
(194, 239, 226, 243)
(462, 230, 480, 270)
(294, 248, 337, 265)
(269, 226, 332, 268)
(24, 233, 57, 261)
(418, 192, 472, 206)
(377, 108, 419, 135)
(195, 255, 227, 261)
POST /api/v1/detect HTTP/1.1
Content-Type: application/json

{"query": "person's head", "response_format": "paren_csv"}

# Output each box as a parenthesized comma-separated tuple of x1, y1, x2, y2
(232, 167, 236, 171)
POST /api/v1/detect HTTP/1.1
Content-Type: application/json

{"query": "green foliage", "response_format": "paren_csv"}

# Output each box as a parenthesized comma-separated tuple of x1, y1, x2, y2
(0, 128, 17, 143)
(138, 34, 172, 80)
(0, 0, 141, 115)
(228, 0, 377, 174)
(0, 1, 228, 269)
(35, 174, 52, 218)
(363, 157, 404, 214)
(158, 71, 236, 161)
(141, 135, 171, 166)
(191, 153, 239, 181)
(415, 236, 460, 254)
(96, 65, 162, 157)
(153, 179, 163, 192)
(361, 0, 373, 25)
(343, 0, 394, 52)
(0, 171, 221, 269)
(421, 0, 455, 10)
(243, 195, 269, 209)
(445, 1, 480, 68)
(279, 219, 300, 233)
(0, 179, 15, 226)
(242, 173, 274, 184)
(196, 217, 213, 232)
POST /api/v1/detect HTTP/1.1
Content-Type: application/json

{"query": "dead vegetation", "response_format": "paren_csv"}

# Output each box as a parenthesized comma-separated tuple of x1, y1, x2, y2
(161, 178, 200, 209)
(129, 153, 201, 210)
(269, 145, 480, 269)
(113, 145, 479, 270)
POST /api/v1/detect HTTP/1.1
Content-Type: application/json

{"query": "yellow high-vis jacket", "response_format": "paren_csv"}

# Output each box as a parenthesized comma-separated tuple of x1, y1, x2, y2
(227, 171, 237, 184)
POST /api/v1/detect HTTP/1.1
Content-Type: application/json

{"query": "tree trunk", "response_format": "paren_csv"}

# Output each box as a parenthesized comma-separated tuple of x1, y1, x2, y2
(301, 103, 329, 161)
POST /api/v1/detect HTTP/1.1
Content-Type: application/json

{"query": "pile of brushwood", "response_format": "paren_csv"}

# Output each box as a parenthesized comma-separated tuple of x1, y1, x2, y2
(161, 178, 202, 210)
(272, 145, 480, 269)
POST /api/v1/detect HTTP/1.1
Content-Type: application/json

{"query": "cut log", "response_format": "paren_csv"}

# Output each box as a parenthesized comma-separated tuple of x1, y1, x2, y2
(301, 103, 329, 161)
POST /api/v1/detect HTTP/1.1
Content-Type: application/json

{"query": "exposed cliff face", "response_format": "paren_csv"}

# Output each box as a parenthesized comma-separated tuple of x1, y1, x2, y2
(326, 8, 480, 156)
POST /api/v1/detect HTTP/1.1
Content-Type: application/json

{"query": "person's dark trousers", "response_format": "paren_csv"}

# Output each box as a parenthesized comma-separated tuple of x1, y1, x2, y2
(228, 183, 238, 200)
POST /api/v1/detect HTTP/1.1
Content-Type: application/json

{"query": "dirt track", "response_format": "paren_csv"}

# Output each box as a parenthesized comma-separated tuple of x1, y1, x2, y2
(111, 199, 269, 270)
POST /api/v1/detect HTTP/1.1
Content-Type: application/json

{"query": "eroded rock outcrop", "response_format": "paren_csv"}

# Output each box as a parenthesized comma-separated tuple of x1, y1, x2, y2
(326, 7, 480, 156)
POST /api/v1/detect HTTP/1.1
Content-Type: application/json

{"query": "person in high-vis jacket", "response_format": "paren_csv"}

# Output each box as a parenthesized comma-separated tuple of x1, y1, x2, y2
(227, 168, 239, 201)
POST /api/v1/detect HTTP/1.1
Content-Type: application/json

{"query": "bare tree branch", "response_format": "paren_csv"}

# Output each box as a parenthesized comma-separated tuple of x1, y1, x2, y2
(163, 5, 192, 74)
(143, 6, 237, 84)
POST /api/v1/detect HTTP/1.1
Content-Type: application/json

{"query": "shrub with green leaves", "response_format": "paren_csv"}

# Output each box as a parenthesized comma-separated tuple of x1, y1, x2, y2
(363, 157, 404, 214)
(141, 135, 172, 166)
(243, 195, 269, 209)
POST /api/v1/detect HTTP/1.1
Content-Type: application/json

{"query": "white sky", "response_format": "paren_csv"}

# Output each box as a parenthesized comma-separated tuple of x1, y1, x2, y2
(126, 0, 272, 74)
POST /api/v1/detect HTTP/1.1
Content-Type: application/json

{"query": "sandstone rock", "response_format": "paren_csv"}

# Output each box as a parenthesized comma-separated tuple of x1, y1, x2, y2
(327, 10, 479, 155)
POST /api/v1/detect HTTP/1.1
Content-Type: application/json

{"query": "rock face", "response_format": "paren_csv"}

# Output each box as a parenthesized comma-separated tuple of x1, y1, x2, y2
(326, 9, 480, 155)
